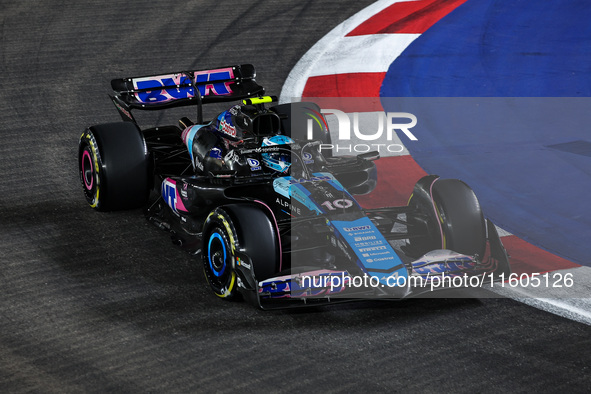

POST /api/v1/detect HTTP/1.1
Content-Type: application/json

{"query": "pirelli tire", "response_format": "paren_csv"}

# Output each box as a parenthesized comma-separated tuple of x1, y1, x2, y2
(202, 204, 280, 299)
(79, 122, 150, 211)
(408, 177, 487, 259)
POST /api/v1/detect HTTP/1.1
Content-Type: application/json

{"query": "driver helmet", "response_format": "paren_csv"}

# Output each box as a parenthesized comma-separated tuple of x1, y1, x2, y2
(261, 135, 294, 173)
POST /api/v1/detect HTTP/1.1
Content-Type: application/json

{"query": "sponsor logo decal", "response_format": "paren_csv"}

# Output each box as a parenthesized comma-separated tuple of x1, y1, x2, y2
(343, 225, 371, 232)
(275, 197, 301, 216)
(161, 178, 187, 213)
(289, 175, 332, 184)
(354, 235, 376, 242)
(210, 147, 223, 159)
(219, 119, 237, 137)
(162, 179, 178, 213)
(247, 158, 261, 171)
(133, 68, 235, 103)
(331, 217, 407, 285)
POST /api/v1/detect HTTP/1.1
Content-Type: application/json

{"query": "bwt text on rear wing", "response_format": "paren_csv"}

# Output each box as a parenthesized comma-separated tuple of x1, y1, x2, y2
(109, 64, 265, 123)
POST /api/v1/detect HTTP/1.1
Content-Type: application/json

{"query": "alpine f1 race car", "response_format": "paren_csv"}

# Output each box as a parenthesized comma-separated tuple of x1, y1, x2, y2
(78, 64, 511, 309)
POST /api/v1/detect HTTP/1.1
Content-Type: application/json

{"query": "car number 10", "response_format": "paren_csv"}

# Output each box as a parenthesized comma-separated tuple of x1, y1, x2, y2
(321, 199, 354, 211)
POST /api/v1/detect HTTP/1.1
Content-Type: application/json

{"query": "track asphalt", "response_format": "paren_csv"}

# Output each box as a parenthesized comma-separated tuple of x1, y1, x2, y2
(1, 1, 590, 392)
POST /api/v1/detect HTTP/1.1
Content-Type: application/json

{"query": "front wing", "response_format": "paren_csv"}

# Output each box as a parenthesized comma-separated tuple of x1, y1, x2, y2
(234, 218, 511, 310)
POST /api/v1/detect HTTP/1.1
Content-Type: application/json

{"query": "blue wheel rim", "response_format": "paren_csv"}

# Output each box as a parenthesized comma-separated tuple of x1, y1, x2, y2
(208, 232, 227, 277)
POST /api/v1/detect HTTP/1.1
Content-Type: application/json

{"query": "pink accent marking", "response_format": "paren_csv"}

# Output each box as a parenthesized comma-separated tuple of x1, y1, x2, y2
(254, 200, 282, 272)
(173, 181, 188, 212)
(181, 126, 191, 145)
(164, 178, 188, 212)
(82, 150, 94, 190)
(194, 67, 235, 96)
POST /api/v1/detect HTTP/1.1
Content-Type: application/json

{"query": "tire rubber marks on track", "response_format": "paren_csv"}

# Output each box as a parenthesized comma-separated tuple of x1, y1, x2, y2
(347, 0, 468, 35)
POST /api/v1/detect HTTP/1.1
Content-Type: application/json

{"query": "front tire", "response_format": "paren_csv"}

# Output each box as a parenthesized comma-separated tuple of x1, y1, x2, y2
(407, 177, 486, 258)
(202, 204, 280, 299)
(432, 179, 486, 258)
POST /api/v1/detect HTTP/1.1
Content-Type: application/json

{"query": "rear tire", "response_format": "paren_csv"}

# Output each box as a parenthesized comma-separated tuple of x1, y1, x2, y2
(79, 122, 150, 211)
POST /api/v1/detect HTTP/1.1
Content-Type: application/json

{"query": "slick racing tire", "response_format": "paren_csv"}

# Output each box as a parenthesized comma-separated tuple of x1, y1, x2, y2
(407, 177, 486, 258)
(79, 122, 150, 211)
(202, 204, 279, 299)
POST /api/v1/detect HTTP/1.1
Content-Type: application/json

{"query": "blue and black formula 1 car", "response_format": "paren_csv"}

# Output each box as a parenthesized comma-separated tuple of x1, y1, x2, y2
(78, 64, 510, 309)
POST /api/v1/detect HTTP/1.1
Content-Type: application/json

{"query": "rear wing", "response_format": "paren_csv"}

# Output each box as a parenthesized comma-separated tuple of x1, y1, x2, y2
(110, 64, 265, 122)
